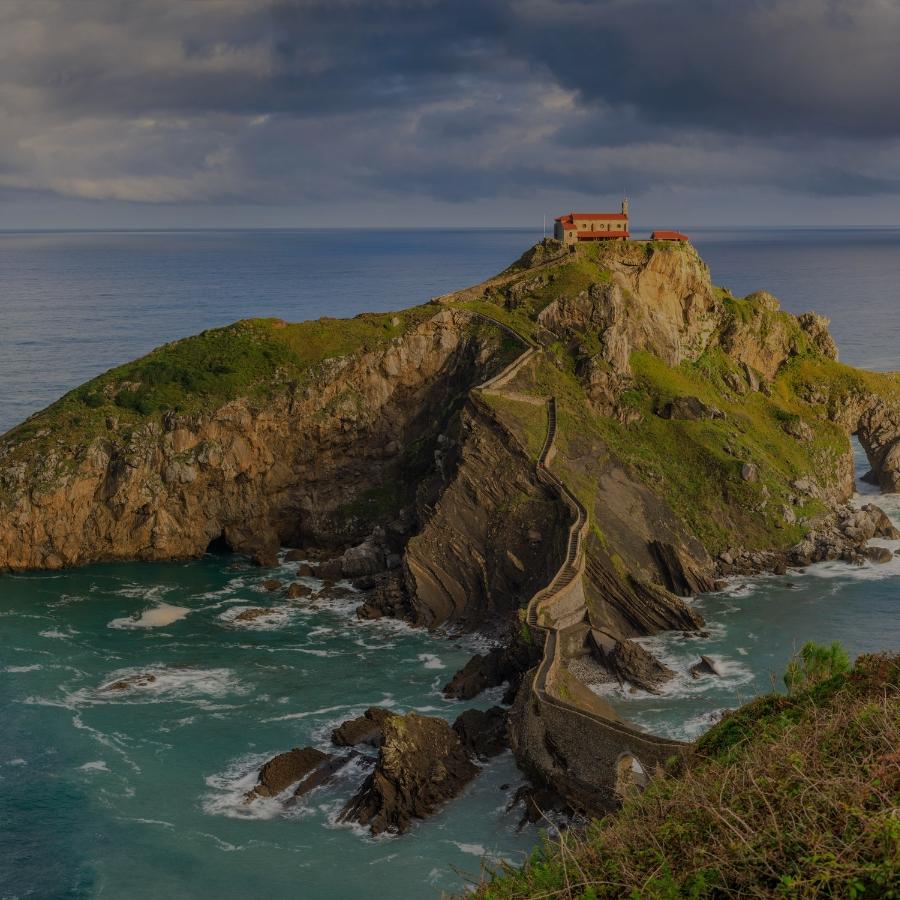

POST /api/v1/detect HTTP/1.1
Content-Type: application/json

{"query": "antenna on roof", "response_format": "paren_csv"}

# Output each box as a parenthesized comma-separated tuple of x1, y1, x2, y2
(543, 213, 546, 239)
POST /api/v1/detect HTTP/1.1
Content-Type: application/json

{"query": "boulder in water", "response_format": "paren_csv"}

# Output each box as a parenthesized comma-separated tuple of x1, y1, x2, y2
(690, 655, 722, 678)
(245, 747, 330, 800)
(234, 607, 275, 622)
(864, 546, 894, 564)
(339, 713, 477, 835)
(590, 630, 675, 693)
(101, 673, 157, 691)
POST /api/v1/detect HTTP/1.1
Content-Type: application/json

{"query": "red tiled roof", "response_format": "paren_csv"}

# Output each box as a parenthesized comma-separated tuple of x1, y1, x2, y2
(651, 230, 689, 241)
(555, 212, 628, 222)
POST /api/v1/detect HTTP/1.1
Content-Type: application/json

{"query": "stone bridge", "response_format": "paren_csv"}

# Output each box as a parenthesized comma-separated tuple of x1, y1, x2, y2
(471, 310, 688, 813)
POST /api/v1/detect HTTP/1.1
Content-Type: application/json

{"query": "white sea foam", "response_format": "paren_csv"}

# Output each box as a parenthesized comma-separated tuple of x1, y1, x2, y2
(87, 665, 247, 704)
(3, 664, 42, 673)
(39, 627, 76, 639)
(108, 602, 191, 629)
(218, 605, 293, 630)
(6, 758, 27, 766)
(264, 696, 396, 724)
(452, 841, 487, 857)
(79, 760, 109, 772)
(114, 583, 175, 601)
(418, 653, 446, 670)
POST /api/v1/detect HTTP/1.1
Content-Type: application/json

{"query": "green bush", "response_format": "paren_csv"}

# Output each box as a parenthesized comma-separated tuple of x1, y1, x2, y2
(784, 640, 851, 694)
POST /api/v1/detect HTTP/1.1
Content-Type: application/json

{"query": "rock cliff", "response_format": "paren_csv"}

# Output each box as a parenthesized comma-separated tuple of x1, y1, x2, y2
(0, 309, 508, 571)
(2, 238, 898, 638)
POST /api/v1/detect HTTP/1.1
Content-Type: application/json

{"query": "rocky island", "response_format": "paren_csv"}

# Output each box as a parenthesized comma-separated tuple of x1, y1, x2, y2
(2, 238, 899, 870)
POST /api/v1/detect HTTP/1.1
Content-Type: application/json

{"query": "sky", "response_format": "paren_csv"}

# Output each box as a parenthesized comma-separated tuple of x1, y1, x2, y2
(2, 0, 900, 229)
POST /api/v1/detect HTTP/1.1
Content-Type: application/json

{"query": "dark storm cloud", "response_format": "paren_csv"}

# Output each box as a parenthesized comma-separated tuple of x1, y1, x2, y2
(510, 0, 900, 139)
(1, 0, 900, 211)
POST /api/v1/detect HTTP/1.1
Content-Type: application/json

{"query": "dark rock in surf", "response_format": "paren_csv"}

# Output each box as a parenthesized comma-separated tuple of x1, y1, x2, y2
(245, 747, 330, 800)
(452, 706, 508, 759)
(689, 655, 722, 678)
(339, 713, 477, 835)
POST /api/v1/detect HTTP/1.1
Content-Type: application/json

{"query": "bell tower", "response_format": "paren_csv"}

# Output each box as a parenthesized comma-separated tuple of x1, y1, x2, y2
(621, 196, 629, 217)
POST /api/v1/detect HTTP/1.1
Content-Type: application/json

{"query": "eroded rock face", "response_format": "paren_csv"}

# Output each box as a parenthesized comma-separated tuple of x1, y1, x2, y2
(339, 713, 478, 835)
(538, 244, 720, 376)
(402, 401, 568, 629)
(0, 310, 498, 572)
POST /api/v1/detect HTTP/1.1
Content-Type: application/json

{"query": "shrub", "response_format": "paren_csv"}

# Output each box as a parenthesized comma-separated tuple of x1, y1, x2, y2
(784, 640, 851, 694)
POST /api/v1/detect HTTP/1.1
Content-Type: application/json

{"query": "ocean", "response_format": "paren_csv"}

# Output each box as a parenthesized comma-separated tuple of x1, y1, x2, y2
(1, 228, 898, 898)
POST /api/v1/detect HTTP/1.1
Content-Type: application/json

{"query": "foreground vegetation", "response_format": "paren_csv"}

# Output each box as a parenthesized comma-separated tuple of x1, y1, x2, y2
(471, 651, 900, 899)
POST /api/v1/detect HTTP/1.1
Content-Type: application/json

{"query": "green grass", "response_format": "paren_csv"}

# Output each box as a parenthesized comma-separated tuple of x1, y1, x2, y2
(480, 394, 548, 460)
(470, 652, 900, 899)
(0, 307, 437, 469)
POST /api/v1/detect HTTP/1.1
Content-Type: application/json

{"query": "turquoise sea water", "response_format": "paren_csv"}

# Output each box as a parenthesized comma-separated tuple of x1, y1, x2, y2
(1, 228, 899, 898)
(0, 558, 533, 898)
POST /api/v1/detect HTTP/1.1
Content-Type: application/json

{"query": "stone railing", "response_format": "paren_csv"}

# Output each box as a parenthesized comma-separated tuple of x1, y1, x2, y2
(469, 311, 687, 795)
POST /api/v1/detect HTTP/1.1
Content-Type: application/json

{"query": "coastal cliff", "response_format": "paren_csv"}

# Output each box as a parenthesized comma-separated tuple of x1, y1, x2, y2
(2, 238, 899, 821)
(3, 240, 898, 585)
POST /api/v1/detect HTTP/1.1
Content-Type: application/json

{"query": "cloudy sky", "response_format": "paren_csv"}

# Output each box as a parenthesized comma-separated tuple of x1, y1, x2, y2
(2, 0, 900, 228)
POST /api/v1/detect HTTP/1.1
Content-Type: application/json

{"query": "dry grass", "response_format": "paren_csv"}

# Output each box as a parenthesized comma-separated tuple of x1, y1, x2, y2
(469, 654, 900, 899)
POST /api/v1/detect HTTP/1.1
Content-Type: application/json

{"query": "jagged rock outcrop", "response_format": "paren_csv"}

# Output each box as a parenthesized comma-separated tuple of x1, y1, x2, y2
(339, 713, 477, 835)
(649, 541, 721, 597)
(690, 655, 723, 678)
(589, 630, 675, 694)
(790, 503, 900, 566)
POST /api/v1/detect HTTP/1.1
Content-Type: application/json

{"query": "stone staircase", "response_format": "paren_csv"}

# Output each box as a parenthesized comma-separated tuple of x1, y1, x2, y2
(470, 308, 687, 766)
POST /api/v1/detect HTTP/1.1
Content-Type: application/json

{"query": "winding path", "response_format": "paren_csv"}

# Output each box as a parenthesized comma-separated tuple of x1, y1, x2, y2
(470, 310, 687, 788)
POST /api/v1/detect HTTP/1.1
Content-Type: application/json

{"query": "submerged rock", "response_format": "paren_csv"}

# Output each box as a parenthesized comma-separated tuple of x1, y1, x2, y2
(101, 673, 157, 691)
(331, 707, 396, 748)
(285, 582, 311, 599)
(339, 713, 477, 835)
(511, 784, 571, 827)
(233, 606, 275, 622)
(262, 578, 282, 592)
